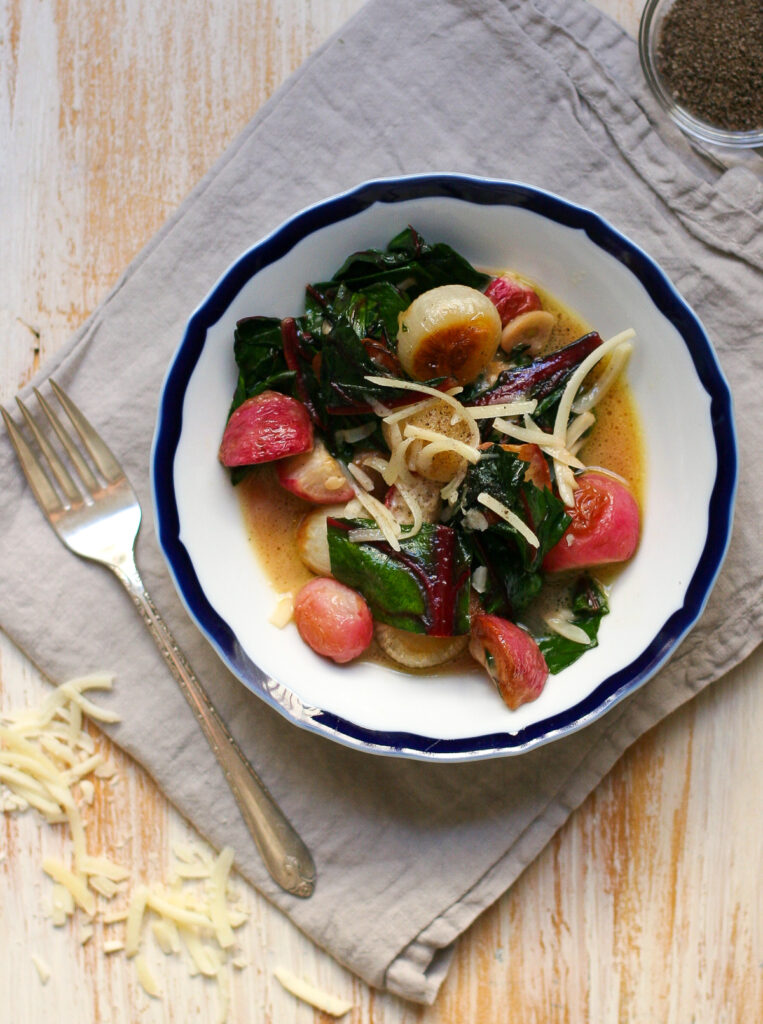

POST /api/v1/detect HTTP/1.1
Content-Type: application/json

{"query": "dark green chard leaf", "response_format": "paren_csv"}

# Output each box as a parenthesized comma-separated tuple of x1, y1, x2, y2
(308, 281, 409, 345)
(458, 447, 570, 617)
(318, 319, 404, 413)
(537, 575, 609, 674)
(230, 316, 294, 412)
(326, 519, 471, 636)
(314, 227, 490, 299)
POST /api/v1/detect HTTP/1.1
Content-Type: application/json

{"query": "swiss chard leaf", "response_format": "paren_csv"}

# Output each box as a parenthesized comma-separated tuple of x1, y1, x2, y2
(316, 226, 491, 300)
(458, 447, 570, 616)
(537, 575, 609, 673)
(459, 447, 570, 571)
(308, 281, 408, 345)
(471, 332, 603, 429)
(318, 319, 403, 413)
(230, 316, 294, 412)
(327, 519, 471, 636)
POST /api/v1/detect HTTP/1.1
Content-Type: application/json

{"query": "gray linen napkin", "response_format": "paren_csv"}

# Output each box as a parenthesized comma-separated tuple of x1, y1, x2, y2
(1, 0, 761, 1003)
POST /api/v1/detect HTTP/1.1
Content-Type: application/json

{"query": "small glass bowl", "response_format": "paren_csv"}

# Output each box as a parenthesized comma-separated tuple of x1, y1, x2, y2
(639, 0, 763, 149)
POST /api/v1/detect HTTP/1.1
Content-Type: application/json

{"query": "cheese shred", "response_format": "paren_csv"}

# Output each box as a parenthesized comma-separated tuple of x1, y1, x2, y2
(477, 492, 540, 548)
(1, 677, 249, 1022)
(273, 966, 353, 1017)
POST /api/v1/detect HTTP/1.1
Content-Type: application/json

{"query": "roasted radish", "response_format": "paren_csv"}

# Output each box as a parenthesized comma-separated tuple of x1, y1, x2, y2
(469, 614, 549, 709)
(500, 310, 555, 356)
(294, 578, 373, 664)
(276, 439, 353, 504)
(296, 504, 349, 576)
(376, 624, 468, 668)
(219, 391, 313, 467)
(543, 472, 640, 573)
(484, 276, 541, 326)
(396, 284, 501, 385)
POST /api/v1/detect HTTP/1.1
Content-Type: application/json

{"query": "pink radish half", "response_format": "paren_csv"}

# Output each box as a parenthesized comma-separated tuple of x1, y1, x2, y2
(469, 614, 549, 709)
(544, 472, 640, 573)
(484, 276, 541, 326)
(219, 391, 313, 467)
(294, 578, 373, 664)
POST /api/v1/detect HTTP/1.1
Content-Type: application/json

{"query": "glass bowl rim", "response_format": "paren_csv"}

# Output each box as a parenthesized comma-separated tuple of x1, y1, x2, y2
(638, 0, 763, 150)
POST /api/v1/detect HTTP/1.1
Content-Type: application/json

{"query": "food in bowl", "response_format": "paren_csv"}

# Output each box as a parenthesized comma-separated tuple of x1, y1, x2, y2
(218, 227, 643, 711)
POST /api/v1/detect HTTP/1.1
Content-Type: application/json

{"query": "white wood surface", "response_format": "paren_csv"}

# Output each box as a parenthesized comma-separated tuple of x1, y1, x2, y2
(1, 1, 760, 1021)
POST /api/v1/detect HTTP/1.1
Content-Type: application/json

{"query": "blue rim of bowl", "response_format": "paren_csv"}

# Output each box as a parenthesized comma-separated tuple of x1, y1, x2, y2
(152, 173, 737, 762)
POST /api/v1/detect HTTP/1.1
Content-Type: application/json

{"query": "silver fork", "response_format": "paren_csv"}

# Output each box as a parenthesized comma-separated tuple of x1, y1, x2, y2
(2, 380, 316, 898)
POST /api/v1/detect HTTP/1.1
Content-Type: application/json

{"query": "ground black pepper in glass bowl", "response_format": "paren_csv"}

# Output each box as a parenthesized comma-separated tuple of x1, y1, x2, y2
(639, 0, 763, 148)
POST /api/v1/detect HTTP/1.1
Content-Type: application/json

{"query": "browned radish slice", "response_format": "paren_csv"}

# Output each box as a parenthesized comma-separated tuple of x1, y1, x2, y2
(276, 439, 353, 504)
(484, 276, 541, 326)
(396, 284, 501, 385)
(296, 504, 348, 576)
(294, 578, 373, 664)
(375, 624, 468, 668)
(500, 310, 555, 355)
(543, 472, 640, 573)
(218, 391, 313, 467)
(469, 614, 549, 709)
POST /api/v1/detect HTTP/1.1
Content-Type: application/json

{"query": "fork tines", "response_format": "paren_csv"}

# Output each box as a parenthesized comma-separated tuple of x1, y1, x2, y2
(1, 380, 123, 513)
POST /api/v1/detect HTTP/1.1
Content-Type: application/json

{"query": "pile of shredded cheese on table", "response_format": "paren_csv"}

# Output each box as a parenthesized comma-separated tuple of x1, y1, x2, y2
(0, 672, 352, 1020)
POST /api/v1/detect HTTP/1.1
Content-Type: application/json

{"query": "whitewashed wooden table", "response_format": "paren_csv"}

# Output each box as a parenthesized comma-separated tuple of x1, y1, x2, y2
(1, 1, 760, 1020)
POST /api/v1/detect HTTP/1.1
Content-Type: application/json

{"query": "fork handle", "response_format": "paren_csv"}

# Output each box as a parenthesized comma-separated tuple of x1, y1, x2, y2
(112, 556, 316, 898)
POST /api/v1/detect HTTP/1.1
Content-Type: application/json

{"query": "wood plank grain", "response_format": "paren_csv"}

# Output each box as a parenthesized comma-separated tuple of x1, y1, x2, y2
(1, 1, 761, 1021)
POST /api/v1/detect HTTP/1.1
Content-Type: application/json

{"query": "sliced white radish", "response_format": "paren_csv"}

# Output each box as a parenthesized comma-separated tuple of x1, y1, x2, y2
(375, 624, 468, 668)
(276, 440, 353, 504)
(500, 310, 555, 355)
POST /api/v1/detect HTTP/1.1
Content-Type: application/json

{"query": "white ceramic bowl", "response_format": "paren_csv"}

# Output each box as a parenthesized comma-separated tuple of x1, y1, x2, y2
(152, 174, 736, 761)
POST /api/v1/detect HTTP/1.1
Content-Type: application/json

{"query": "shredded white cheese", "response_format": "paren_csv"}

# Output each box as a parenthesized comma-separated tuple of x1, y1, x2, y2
(572, 341, 633, 415)
(273, 967, 353, 1017)
(209, 846, 236, 950)
(347, 462, 376, 491)
(339, 464, 402, 551)
(493, 418, 564, 448)
(31, 954, 51, 984)
(544, 611, 592, 646)
(463, 508, 489, 532)
(382, 393, 451, 425)
(553, 329, 635, 445)
(135, 954, 161, 998)
(582, 464, 631, 486)
(468, 399, 538, 419)
(152, 919, 180, 955)
(555, 462, 578, 508)
(392, 479, 424, 540)
(477, 492, 540, 548)
(472, 565, 489, 593)
(347, 528, 387, 544)
(268, 594, 294, 629)
(402, 424, 481, 464)
(566, 410, 596, 449)
(42, 857, 96, 917)
(365, 375, 481, 448)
